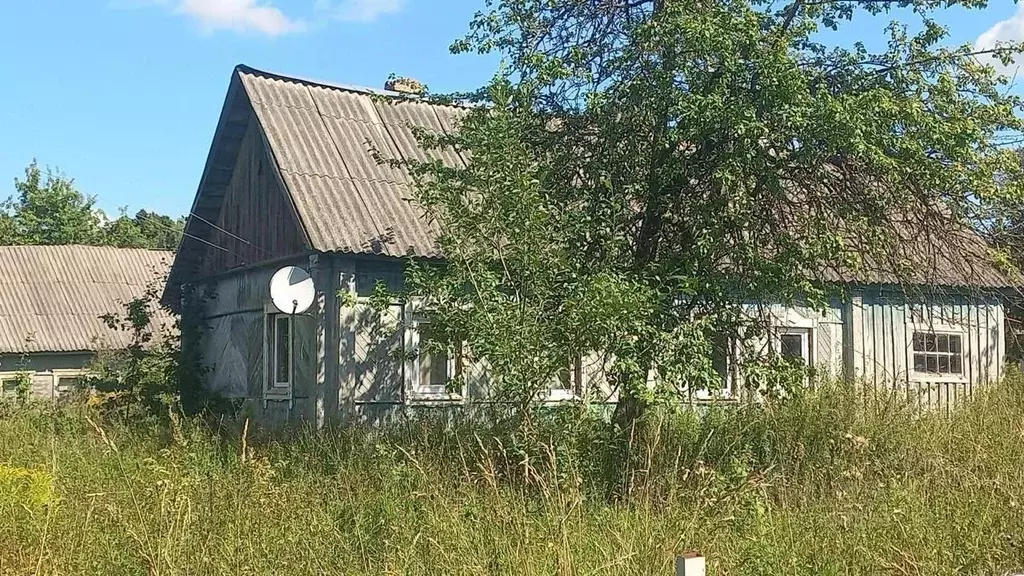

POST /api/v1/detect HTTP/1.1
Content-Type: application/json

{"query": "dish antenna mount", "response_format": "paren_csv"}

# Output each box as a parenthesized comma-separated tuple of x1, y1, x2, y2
(269, 266, 315, 315)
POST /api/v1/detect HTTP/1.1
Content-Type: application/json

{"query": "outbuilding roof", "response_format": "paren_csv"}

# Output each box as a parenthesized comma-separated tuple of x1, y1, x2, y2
(0, 245, 173, 354)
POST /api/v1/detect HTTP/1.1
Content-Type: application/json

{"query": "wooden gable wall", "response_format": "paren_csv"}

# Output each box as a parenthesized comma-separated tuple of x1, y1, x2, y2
(198, 110, 309, 278)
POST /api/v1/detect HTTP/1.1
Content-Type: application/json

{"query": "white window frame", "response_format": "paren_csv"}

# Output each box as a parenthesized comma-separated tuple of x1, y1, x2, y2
(52, 369, 85, 396)
(263, 305, 294, 400)
(0, 375, 20, 397)
(55, 377, 78, 393)
(907, 305, 968, 382)
(406, 314, 462, 402)
(910, 330, 966, 380)
(548, 356, 584, 402)
(776, 327, 813, 366)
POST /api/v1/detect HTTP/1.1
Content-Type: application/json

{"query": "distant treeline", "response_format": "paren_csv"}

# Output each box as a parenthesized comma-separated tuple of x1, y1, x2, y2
(0, 161, 184, 251)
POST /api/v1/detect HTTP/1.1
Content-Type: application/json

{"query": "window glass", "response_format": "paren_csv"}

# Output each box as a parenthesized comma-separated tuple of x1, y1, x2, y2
(417, 322, 452, 393)
(949, 337, 961, 354)
(419, 350, 450, 390)
(776, 328, 812, 373)
(711, 333, 732, 387)
(57, 377, 80, 392)
(912, 332, 962, 375)
(1, 379, 18, 395)
(780, 334, 805, 362)
(274, 315, 291, 385)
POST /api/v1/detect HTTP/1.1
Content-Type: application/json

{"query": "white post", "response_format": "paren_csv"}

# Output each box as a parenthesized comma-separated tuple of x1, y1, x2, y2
(675, 553, 705, 576)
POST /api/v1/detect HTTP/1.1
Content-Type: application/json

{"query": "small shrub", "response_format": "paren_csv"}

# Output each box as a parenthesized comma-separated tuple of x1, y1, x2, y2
(0, 464, 55, 512)
(84, 282, 222, 420)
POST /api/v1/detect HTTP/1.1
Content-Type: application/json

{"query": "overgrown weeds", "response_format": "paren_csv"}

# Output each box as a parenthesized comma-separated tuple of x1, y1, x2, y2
(2, 375, 1024, 575)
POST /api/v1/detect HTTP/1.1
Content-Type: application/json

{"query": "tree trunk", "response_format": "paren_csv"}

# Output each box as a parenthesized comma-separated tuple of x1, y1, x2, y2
(609, 364, 652, 498)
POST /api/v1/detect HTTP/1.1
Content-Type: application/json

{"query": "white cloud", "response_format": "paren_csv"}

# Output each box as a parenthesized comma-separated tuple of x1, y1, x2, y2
(974, 5, 1024, 76)
(121, 0, 402, 35)
(126, 0, 305, 36)
(177, 0, 305, 35)
(316, 0, 405, 23)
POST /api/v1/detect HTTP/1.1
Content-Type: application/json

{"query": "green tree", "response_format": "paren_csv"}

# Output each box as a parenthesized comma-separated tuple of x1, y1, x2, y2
(132, 210, 185, 251)
(3, 161, 184, 251)
(5, 161, 104, 245)
(104, 209, 184, 251)
(402, 0, 1024, 440)
(0, 211, 16, 245)
(104, 209, 150, 249)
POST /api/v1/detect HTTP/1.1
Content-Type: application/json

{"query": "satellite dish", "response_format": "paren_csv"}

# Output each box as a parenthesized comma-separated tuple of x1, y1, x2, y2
(269, 266, 315, 314)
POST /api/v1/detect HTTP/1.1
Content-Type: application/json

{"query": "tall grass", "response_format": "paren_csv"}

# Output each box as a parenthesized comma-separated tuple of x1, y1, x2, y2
(3, 376, 1024, 575)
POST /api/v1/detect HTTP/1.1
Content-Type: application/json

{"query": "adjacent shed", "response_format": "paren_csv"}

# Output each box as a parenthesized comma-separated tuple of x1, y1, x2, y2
(0, 245, 172, 398)
(164, 65, 1011, 425)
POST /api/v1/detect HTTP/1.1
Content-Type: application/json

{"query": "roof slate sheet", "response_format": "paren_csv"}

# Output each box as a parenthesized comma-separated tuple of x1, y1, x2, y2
(174, 65, 1009, 291)
(0, 245, 173, 354)
(238, 68, 461, 259)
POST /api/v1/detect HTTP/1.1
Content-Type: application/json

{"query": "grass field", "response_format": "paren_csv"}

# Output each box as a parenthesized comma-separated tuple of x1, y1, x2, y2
(3, 378, 1024, 575)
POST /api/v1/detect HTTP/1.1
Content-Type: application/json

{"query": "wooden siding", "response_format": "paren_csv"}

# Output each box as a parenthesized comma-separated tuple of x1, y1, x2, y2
(735, 301, 846, 384)
(335, 288, 1002, 415)
(333, 257, 618, 415)
(197, 263, 318, 424)
(329, 261, 1006, 419)
(352, 303, 405, 404)
(0, 353, 92, 400)
(198, 252, 1006, 424)
(849, 289, 1004, 412)
(198, 111, 308, 278)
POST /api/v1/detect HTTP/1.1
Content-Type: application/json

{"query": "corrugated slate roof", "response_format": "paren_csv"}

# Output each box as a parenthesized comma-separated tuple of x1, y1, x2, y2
(239, 66, 460, 258)
(167, 65, 1008, 294)
(822, 220, 1010, 289)
(0, 245, 173, 354)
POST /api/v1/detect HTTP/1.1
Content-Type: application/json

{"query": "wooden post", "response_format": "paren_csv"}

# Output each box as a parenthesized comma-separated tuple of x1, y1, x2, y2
(335, 262, 358, 423)
(676, 553, 705, 576)
(309, 253, 326, 429)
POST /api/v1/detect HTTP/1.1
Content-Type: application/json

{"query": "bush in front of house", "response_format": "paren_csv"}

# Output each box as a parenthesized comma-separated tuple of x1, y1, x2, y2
(82, 283, 224, 422)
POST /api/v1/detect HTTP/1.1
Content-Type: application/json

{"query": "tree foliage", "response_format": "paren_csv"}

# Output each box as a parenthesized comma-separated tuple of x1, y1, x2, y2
(401, 0, 1024, 430)
(87, 283, 216, 419)
(2, 161, 104, 245)
(1, 161, 183, 251)
(104, 210, 185, 251)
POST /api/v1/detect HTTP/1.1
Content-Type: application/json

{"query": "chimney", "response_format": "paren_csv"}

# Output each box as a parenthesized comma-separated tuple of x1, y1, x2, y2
(385, 76, 425, 96)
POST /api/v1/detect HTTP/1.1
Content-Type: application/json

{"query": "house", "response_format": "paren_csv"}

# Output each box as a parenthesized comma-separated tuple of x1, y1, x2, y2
(0, 245, 173, 398)
(163, 65, 1010, 425)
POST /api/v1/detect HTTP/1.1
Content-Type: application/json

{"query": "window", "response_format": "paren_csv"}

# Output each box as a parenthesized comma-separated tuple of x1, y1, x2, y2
(912, 332, 963, 375)
(1, 379, 18, 396)
(694, 333, 735, 400)
(267, 314, 292, 392)
(776, 328, 811, 365)
(412, 320, 459, 397)
(57, 377, 80, 393)
(550, 357, 583, 400)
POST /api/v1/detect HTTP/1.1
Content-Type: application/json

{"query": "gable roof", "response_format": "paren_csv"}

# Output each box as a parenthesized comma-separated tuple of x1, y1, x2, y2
(0, 245, 173, 354)
(166, 65, 469, 303)
(168, 64, 1010, 298)
(241, 65, 472, 257)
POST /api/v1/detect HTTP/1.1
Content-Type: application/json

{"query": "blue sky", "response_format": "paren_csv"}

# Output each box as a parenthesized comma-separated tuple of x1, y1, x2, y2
(0, 1, 1020, 218)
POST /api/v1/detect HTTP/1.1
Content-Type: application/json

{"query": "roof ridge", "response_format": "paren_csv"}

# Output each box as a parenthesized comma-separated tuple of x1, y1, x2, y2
(235, 64, 472, 110)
